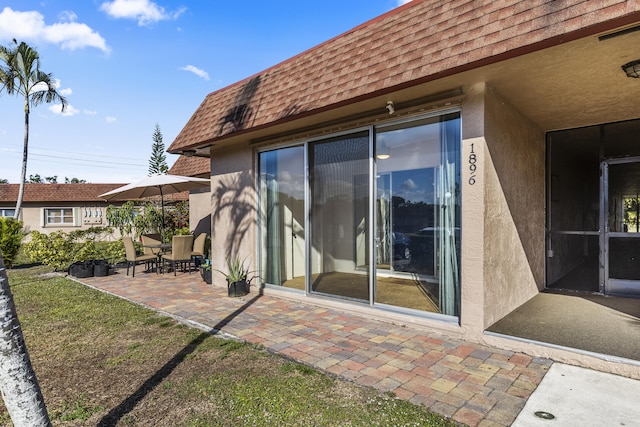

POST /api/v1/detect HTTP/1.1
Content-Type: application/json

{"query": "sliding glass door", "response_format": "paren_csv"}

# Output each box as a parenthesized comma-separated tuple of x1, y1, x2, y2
(308, 132, 370, 301)
(258, 111, 461, 317)
(258, 146, 305, 289)
(374, 113, 461, 315)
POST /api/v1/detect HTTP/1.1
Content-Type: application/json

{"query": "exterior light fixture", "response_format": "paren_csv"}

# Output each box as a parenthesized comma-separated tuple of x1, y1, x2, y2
(386, 101, 395, 114)
(377, 143, 390, 160)
(622, 60, 640, 78)
(183, 150, 196, 157)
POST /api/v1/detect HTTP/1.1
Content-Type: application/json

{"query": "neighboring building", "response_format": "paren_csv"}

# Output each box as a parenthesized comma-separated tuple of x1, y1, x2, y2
(0, 183, 190, 238)
(0, 183, 126, 237)
(167, 0, 640, 375)
(168, 156, 211, 237)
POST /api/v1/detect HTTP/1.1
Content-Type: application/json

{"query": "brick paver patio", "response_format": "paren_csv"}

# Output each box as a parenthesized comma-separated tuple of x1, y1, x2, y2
(77, 269, 551, 427)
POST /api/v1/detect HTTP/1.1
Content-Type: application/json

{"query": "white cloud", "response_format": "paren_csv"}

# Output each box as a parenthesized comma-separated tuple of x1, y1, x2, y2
(100, 0, 186, 26)
(400, 178, 417, 191)
(397, 0, 413, 5)
(49, 103, 79, 117)
(0, 7, 110, 53)
(30, 81, 50, 93)
(84, 109, 98, 115)
(106, 116, 117, 123)
(58, 10, 78, 22)
(181, 65, 209, 81)
(31, 79, 72, 97)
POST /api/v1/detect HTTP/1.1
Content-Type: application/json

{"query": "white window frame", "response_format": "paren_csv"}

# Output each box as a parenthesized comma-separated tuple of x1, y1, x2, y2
(42, 207, 81, 226)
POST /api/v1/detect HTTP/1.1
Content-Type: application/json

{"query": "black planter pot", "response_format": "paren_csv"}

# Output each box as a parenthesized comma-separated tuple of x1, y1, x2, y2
(93, 260, 110, 277)
(200, 268, 212, 284)
(68, 261, 83, 277)
(227, 279, 249, 297)
(75, 262, 94, 278)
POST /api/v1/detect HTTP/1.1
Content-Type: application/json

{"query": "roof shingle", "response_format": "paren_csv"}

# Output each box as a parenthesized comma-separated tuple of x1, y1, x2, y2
(0, 184, 126, 203)
(168, 0, 640, 153)
(168, 156, 210, 177)
(0, 183, 190, 203)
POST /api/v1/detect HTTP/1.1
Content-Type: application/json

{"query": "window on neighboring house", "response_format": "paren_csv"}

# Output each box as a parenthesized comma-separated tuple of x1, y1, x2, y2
(45, 208, 75, 225)
(0, 209, 15, 217)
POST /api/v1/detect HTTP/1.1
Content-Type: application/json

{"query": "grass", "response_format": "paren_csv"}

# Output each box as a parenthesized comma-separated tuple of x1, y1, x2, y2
(0, 265, 460, 426)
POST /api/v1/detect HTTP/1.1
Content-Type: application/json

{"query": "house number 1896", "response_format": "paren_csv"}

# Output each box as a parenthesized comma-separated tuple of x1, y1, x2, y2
(468, 143, 477, 185)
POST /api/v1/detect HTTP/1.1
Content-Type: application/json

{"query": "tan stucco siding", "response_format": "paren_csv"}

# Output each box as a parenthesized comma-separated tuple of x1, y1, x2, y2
(15, 203, 118, 241)
(189, 187, 212, 238)
(209, 145, 256, 287)
(460, 83, 486, 334)
(482, 86, 545, 328)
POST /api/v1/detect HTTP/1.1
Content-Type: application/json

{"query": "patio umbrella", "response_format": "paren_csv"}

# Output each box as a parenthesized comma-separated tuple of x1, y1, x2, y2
(99, 174, 210, 240)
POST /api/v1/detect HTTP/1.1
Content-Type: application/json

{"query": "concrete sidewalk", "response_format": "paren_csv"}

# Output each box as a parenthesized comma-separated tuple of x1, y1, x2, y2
(513, 363, 640, 426)
(76, 270, 638, 426)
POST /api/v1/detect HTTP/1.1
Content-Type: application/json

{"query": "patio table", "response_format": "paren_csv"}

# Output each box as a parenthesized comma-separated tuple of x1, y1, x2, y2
(142, 242, 172, 273)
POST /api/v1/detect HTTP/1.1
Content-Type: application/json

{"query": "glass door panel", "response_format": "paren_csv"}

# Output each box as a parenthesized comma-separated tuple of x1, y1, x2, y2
(309, 132, 370, 301)
(258, 146, 305, 290)
(605, 160, 640, 296)
(546, 127, 601, 292)
(374, 113, 461, 315)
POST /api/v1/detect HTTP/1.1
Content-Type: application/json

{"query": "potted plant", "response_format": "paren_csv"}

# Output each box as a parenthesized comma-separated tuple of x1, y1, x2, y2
(216, 256, 251, 297)
(200, 259, 212, 284)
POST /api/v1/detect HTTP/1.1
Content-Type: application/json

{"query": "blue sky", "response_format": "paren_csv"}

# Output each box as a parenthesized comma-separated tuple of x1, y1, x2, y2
(0, 0, 412, 184)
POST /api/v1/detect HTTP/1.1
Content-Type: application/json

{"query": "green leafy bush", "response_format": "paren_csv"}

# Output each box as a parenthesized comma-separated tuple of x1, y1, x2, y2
(107, 201, 163, 239)
(23, 227, 117, 271)
(24, 231, 74, 271)
(103, 239, 126, 265)
(106, 200, 190, 243)
(0, 217, 27, 267)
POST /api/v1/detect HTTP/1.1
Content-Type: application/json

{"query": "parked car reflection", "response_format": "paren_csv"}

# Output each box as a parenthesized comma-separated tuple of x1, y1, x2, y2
(392, 232, 411, 261)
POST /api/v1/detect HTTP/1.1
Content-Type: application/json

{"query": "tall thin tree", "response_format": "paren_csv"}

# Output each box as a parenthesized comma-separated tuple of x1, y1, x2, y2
(0, 40, 67, 219)
(148, 123, 169, 175)
(0, 251, 51, 426)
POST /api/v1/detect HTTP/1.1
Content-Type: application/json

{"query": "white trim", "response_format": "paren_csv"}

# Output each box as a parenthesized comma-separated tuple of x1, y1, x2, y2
(42, 207, 78, 227)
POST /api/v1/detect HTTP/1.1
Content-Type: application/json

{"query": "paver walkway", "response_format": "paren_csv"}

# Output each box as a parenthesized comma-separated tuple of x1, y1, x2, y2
(77, 270, 552, 427)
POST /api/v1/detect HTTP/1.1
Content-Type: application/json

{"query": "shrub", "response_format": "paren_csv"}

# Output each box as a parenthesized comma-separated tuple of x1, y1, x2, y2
(103, 240, 126, 265)
(23, 227, 116, 271)
(23, 231, 74, 271)
(0, 217, 27, 267)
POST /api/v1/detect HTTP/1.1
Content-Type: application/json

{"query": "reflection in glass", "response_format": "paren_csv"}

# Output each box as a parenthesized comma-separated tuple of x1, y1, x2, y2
(309, 132, 370, 301)
(258, 146, 305, 289)
(375, 113, 461, 315)
(608, 162, 640, 283)
(258, 112, 461, 316)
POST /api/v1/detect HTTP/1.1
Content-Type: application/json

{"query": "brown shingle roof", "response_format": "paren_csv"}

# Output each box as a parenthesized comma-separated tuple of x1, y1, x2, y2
(168, 156, 210, 177)
(0, 184, 126, 203)
(0, 183, 190, 203)
(168, 0, 640, 153)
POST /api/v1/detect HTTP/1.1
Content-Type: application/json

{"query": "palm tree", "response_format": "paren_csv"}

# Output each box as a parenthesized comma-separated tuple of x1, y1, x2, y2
(0, 40, 67, 219)
(0, 251, 51, 426)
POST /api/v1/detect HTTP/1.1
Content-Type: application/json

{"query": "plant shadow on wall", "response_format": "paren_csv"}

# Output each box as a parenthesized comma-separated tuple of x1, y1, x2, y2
(212, 171, 255, 258)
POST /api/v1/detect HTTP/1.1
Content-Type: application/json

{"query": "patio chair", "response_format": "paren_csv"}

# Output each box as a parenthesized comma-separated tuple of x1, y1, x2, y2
(191, 233, 207, 264)
(162, 234, 195, 276)
(123, 236, 157, 277)
(141, 234, 162, 257)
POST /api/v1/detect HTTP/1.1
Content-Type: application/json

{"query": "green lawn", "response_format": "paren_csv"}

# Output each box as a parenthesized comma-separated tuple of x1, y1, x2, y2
(1, 265, 460, 426)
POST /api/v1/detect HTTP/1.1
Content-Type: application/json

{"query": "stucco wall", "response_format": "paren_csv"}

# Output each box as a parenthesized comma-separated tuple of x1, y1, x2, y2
(209, 145, 256, 287)
(482, 86, 545, 328)
(188, 187, 212, 238)
(460, 83, 486, 335)
(14, 203, 118, 241)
